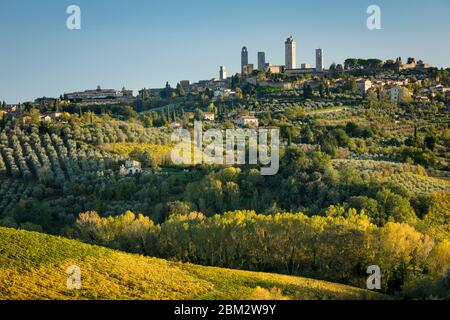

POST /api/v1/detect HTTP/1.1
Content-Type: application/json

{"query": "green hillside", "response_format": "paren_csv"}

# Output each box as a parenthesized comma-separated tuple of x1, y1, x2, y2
(0, 227, 387, 300)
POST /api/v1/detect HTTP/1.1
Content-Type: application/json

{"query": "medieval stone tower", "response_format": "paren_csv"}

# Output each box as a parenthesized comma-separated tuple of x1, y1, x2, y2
(241, 46, 248, 74)
(285, 36, 296, 69)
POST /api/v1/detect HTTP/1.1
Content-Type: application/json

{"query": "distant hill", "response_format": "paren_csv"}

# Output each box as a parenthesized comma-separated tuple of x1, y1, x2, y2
(0, 227, 387, 300)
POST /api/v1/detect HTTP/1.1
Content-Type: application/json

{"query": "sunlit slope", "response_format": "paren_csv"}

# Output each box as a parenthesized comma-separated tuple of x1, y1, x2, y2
(0, 227, 387, 300)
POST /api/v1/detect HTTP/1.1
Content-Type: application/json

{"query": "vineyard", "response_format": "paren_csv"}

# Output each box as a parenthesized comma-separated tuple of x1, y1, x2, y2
(0, 227, 387, 300)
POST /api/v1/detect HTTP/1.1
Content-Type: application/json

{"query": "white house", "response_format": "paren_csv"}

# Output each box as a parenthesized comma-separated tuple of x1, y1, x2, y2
(40, 115, 52, 123)
(429, 85, 449, 96)
(40, 112, 64, 123)
(356, 79, 372, 95)
(388, 86, 413, 102)
(203, 112, 215, 121)
(170, 121, 182, 129)
(214, 88, 235, 98)
(388, 86, 403, 102)
(49, 112, 63, 120)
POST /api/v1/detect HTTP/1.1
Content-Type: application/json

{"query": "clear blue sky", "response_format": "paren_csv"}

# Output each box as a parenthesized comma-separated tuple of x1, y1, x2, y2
(1, 0, 449, 103)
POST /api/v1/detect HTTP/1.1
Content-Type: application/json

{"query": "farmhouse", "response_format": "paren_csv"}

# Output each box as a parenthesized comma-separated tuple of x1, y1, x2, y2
(203, 112, 215, 121)
(120, 159, 142, 175)
(235, 115, 259, 127)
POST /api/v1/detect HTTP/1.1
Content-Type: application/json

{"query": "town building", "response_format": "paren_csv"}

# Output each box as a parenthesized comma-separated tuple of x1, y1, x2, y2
(415, 60, 432, 71)
(140, 88, 164, 98)
(285, 35, 297, 69)
(40, 115, 52, 123)
(246, 77, 296, 89)
(265, 64, 284, 74)
(40, 112, 63, 123)
(22, 116, 32, 125)
(214, 88, 235, 99)
(388, 86, 411, 102)
(34, 97, 58, 108)
(65, 87, 133, 102)
(189, 78, 230, 92)
(429, 85, 449, 96)
(180, 80, 191, 92)
(257, 52, 266, 70)
(389, 86, 401, 102)
(400, 59, 432, 71)
(242, 64, 254, 75)
(415, 95, 430, 103)
(5, 105, 18, 114)
(285, 67, 316, 76)
(356, 79, 372, 95)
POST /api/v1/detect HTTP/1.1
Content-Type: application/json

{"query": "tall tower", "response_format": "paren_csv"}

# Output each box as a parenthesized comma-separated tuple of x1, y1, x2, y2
(285, 35, 296, 70)
(257, 52, 266, 70)
(316, 48, 324, 72)
(241, 47, 248, 74)
(220, 66, 227, 80)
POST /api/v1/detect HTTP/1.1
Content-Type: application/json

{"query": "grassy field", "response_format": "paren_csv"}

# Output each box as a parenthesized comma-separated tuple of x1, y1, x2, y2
(0, 227, 387, 300)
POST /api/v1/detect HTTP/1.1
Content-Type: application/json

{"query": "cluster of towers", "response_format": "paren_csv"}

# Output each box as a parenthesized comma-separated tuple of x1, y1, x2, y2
(240, 36, 324, 75)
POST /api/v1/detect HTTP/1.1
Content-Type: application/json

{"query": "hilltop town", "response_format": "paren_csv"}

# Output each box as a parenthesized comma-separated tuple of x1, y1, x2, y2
(2, 35, 448, 126)
(0, 35, 449, 300)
